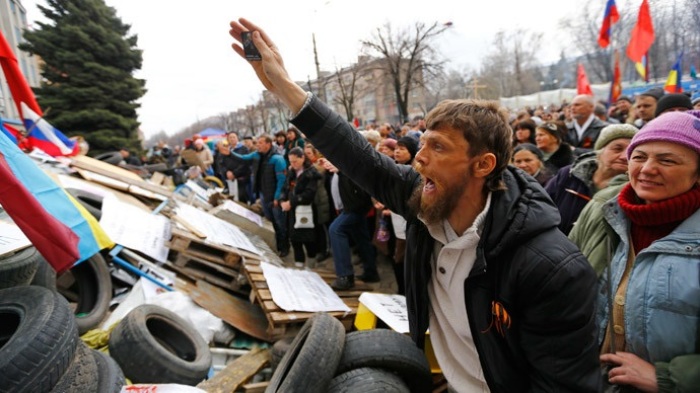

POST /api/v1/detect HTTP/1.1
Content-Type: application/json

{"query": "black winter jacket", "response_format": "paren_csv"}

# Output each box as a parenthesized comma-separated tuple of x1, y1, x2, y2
(566, 117, 608, 155)
(293, 95, 601, 393)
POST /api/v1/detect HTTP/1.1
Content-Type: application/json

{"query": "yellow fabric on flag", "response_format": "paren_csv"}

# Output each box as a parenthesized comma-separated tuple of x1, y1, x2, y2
(635, 62, 646, 79)
(64, 191, 114, 251)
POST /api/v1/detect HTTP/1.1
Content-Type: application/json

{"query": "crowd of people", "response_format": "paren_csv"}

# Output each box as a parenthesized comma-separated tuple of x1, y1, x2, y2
(223, 18, 699, 393)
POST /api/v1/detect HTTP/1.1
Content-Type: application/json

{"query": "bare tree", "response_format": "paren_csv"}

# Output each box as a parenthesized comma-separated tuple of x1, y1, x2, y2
(242, 105, 259, 136)
(326, 56, 373, 121)
(477, 29, 543, 98)
(361, 21, 450, 123)
(420, 67, 474, 113)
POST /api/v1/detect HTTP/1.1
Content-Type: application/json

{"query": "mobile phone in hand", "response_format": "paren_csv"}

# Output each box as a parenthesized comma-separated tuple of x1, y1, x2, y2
(241, 31, 262, 61)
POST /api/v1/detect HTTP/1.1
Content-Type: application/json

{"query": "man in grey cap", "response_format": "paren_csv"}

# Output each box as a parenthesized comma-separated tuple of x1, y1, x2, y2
(693, 96, 700, 110)
(633, 87, 664, 128)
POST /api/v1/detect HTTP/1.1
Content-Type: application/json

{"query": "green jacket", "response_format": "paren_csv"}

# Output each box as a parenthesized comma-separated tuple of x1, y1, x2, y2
(568, 174, 628, 276)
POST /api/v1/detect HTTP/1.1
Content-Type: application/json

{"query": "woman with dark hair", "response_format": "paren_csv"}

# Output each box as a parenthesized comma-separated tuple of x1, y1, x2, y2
(535, 121, 574, 173)
(512, 120, 537, 147)
(284, 127, 305, 163)
(279, 147, 322, 269)
(273, 130, 287, 157)
(512, 143, 552, 186)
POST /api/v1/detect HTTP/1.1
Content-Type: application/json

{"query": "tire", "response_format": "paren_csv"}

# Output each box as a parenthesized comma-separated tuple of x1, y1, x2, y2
(92, 350, 125, 393)
(269, 337, 294, 372)
(108, 304, 212, 385)
(0, 246, 42, 289)
(336, 330, 432, 393)
(266, 313, 346, 393)
(65, 188, 103, 220)
(57, 253, 113, 334)
(30, 256, 57, 291)
(50, 341, 99, 393)
(327, 367, 411, 393)
(0, 286, 79, 392)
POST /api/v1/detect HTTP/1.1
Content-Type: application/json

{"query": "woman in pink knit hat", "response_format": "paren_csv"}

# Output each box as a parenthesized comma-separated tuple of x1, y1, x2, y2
(595, 110, 700, 392)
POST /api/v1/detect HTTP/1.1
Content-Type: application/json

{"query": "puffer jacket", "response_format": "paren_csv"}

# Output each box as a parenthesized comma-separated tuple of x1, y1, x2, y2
(293, 95, 601, 393)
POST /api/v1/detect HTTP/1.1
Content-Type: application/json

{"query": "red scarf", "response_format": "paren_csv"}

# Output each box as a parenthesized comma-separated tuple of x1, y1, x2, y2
(617, 183, 700, 253)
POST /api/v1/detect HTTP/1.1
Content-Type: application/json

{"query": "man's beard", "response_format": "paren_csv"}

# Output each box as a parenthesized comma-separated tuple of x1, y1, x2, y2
(408, 175, 468, 225)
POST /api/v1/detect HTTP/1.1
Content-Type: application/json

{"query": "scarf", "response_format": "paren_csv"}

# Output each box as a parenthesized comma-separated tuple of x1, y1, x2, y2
(617, 183, 700, 253)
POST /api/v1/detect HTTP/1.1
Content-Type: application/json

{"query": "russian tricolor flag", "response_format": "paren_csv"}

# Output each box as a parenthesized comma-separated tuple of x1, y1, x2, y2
(0, 30, 78, 157)
(597, 0, 620, 48)
(22, 102, 80, 156)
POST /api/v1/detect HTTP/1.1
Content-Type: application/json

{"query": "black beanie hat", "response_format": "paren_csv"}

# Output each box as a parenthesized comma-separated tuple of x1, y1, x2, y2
(397, 136, 419, 159)
(654, 93, 693, 117)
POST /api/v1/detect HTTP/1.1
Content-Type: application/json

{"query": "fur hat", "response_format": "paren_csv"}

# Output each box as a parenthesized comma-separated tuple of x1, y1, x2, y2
(361, 130, 382, 146)
(654, 93, 693, 117)
(627, 110, 700, 158)
(594, 124, 638, 150)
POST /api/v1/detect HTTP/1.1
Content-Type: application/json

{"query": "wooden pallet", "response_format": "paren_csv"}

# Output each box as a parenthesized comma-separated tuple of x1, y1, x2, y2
(242, 261, 372, 339)
(167, 227, 257, 268)
(167, 253, 247, 294)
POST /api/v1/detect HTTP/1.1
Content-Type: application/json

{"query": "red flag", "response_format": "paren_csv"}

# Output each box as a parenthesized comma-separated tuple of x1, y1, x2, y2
(0, 31, 42, 117)
(609, 50, 622, 103)
(626, 0, 655, 63)
(598, 0, 620, 48)
(577, 64, 593, 95)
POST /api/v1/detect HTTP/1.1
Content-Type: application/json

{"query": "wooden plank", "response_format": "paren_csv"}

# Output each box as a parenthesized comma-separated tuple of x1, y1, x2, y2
(169, 256, 245, 293)
(268, 309, 356, 324)
(189, 281, 271, 342)
(70, 155, 172, 197)
(196, 347, 269, 392)
(241, 381, 269, 393)
(150, 171, 166, 186)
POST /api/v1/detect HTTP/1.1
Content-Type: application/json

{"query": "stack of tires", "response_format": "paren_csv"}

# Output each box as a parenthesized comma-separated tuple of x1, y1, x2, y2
(267, 313, 432, 393)
(0, 246, 124, 392)
(0, 286, 125, 392)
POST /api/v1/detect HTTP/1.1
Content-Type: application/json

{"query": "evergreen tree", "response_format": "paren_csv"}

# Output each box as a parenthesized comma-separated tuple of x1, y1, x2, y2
(20, 0, 145, 155)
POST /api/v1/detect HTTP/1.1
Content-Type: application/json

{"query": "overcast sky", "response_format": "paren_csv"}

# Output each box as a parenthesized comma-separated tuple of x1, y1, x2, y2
(24, 0, 585, 139)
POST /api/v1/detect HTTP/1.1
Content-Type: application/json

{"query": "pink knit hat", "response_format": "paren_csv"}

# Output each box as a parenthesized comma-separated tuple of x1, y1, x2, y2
(627, 110, 700, 159)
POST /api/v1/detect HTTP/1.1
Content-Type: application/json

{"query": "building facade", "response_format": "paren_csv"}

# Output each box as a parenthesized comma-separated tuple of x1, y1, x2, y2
(0, 0, 41, 122)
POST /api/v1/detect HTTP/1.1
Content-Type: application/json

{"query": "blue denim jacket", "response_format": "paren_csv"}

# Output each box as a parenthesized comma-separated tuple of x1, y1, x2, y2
(598, 199, 700, 363)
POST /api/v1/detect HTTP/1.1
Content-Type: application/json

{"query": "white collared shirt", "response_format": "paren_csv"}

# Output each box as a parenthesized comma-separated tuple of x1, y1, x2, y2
(423, 193, 492, 393)
(573, 114, 595, 141)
